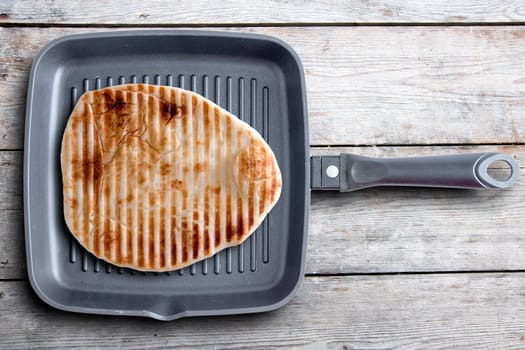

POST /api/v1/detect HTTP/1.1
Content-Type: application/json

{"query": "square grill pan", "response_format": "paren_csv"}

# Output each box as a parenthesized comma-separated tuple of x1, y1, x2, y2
(24, 31, 309, 320)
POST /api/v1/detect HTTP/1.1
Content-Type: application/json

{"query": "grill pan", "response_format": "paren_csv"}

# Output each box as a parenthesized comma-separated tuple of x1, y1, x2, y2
(24, 31, 519, 320)
(25, 31, 309, 320)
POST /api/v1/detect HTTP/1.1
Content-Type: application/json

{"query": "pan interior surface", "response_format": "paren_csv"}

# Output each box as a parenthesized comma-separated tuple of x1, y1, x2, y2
(24, 31, 309, 319)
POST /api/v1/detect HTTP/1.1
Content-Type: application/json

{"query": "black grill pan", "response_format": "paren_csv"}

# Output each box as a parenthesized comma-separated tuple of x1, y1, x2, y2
(24, 31, 309, 320)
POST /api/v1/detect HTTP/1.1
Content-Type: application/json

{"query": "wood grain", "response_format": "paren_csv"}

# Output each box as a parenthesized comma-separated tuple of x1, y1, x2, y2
(0, 209, 23, 279)
(2, 26, 525, 149)
(0, 152, 21, 210)
(1, 0, 525, 25)
(0, 152, 23, 279)
(1, 274, 525, 349)
(4, 145, 523, 279)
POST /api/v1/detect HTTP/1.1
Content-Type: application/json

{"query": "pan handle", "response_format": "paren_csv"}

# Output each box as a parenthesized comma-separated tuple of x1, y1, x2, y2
(311, 153, 519, 192)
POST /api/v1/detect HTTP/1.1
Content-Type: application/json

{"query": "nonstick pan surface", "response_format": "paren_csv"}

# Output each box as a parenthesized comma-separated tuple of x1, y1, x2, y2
(24, 31, 309, 320)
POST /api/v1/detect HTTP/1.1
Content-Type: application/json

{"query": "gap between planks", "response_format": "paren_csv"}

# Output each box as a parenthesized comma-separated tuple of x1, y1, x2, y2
(4, 22, 525, 28)
(6, 269, 525, 283)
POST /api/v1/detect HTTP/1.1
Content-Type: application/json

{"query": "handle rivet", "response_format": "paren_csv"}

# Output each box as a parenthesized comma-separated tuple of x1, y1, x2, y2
(326, 165, 339, 178)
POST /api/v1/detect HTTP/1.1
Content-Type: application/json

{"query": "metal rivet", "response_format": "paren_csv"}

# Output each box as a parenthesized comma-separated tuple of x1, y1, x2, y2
(326, 165, 339, 178)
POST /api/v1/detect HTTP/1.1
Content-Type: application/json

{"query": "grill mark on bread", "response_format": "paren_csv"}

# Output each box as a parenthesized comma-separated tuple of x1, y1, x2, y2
(112, 99, 124, 264)
(74, 113, 84, 245)
(153, 96, 162, 268)
(62, 110, 75, 236)
(172, 120, 180, 265)
(240, 133, 251, 241)
(137, 230, 144, 267)
(103, 219, 111, 260)
(181, 92, 189, 264)
(225, 116, 232, 242)
(204, 191, 210, 255)
(81, 109, 90, 247)
(219, 107, 227, 247)
(93, 114, 102, 255)
(253, 180, 260, 229)
(109, 98, 119, 263)
(174, 91, 183, 266)
(236, 214, 244, 243)
(259, 144, 268, 215)
(192, 220, 199, 260)
(203, 102, 211, 256)
(200, 101, 208, 255)
(125, 198, 133, 266)
(192, 91, 200, 260)
(139, 93, 148, 268)
(101, 95, 112, 260)
(271, 162, 277, 202)
(236, 130, 244, 240)
(138, 198, 144, 267)
(164, 88, 173, 267)
(147, 93, 156, 268)
(89, 108, 103, 253)
(181, 221, 188, 264)
(119, 118, 128, 263)
(149, 212, 155, 268)
(170, 212, 177, 266)
(191, 95, 198, 115)
(114, 219, 122, 263)
(214, 108, 221, 248)
(132, 97, 142, 265)
(248, 182, 254, 228)
(230, 116, 239, 242)
(159, 225, 166, 268)
(169, 90, 177, 265)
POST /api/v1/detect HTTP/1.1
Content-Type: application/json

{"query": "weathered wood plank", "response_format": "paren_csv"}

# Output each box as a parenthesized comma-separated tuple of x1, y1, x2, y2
(0, 152, 21, 210)
(0, 151, 23, 280)
(3, 145, 523, 279)
(1, 0, 525, 25)
(2, 26, 525, 149)
(1, 274, 525, 348)
(0, 210, 24, 279)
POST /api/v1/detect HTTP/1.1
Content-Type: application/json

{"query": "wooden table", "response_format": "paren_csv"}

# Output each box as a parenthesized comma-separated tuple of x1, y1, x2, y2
(1, 1, 525, 348)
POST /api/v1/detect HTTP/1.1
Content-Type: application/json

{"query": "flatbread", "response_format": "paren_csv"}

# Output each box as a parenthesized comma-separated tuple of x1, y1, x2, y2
(61, 83, 282, 271)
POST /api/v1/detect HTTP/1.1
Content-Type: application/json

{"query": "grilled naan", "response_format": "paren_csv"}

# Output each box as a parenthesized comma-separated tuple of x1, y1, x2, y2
(61, 83, 282, 271)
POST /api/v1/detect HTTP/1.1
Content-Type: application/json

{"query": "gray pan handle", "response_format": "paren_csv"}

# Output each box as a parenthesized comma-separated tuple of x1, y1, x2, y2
(311, 153, 519, 192)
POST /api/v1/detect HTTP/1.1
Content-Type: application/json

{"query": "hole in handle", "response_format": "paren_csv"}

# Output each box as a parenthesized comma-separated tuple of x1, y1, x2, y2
(486, 160, 513, 182)
(476, 154, 519, 189)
